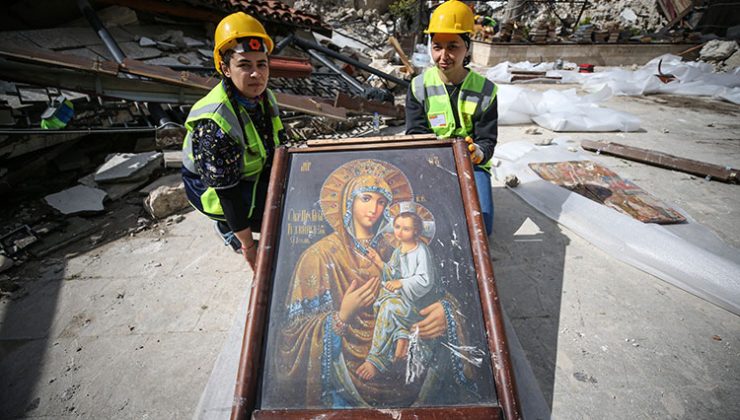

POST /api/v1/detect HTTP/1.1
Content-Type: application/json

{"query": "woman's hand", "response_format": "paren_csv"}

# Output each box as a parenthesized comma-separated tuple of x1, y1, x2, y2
(234, 228, 257, 271)
(338, 276, 380, 322)
(413, 301, 448, 339)
(241, 242, 257, 271)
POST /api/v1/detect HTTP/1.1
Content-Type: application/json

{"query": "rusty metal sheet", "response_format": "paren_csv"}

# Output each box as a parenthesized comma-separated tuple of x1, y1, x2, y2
(529, 160, 687, 224)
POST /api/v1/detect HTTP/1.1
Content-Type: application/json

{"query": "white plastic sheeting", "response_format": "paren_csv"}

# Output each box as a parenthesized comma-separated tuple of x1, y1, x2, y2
(492, 139, 740, 316)
(485, 60, 578, 84)
(548, 54, 740, 104)
(486, 54, 740, 104)
(496, 84, 642, 131)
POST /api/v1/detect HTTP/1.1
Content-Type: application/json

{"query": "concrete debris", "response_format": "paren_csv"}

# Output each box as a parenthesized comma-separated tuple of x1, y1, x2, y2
(699, 40, 739, 62)
(505, 174, 520, 188)
(138, 36, 156, 48)
(94, 152, 163, 184)
(143, 184, 188, 220)
(0, 254, 14, 273)
(44, 185, 107, 215)
(139, 174, 182, 195)
(78, 173, 147, 202)
(163, 151, 183, 169)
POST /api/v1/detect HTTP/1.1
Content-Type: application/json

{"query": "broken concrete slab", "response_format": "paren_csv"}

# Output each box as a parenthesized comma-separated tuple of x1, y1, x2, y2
(139, 174, 182, 196)
(44, 185, 107, 215)
(163, 151, 182, 169)
(94, 152, 162, 184)
(143, 184, 188, 219)
(79, 173, 147, 201)
(699, 40, 738, 62)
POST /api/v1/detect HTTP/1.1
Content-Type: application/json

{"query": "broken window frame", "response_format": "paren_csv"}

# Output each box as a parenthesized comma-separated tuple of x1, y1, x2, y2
(231, 137, 520, 420)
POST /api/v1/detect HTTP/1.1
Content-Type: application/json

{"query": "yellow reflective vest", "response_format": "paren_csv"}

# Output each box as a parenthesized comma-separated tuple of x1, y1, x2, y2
(411, 68, 497, 171)
(182, 82, 283, 218)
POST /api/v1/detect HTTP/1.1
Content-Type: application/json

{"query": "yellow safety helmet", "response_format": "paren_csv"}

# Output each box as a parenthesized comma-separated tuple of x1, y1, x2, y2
(425, 0, 475, 34)
(213, 12, 274, 75)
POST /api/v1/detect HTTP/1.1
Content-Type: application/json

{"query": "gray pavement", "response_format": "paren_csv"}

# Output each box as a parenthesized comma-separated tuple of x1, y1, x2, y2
(1, 90, 739, 419)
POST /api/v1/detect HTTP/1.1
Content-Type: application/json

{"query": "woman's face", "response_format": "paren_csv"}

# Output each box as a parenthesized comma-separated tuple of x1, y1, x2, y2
(221, 51, 269, 98)
(430, 33, 467, 73)
(352, 192, 389, 231)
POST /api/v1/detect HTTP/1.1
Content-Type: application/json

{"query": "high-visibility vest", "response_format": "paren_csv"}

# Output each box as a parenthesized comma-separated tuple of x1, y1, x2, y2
(182, 82, 283, 217)
(40, 98, 74, 129)
(411, 67, 497, 171)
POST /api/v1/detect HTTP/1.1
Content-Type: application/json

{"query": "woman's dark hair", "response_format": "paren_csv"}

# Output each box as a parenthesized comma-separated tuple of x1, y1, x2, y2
(460, 33, 472, 66)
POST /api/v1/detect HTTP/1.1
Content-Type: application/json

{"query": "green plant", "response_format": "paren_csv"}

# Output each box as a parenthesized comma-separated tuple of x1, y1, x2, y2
(389, 0, 417, 20)
(578, 16, 592, 26)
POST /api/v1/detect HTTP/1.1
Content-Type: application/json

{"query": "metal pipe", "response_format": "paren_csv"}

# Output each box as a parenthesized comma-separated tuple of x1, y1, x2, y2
(77, 0, 171, 125)
(303, 48, 365, 94)
(272, 32, 294, 55)
(293, 36, 409, 88)
(77, 0, 126, 64)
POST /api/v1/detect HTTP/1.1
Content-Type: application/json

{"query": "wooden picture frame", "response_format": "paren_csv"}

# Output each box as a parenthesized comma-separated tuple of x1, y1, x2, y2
(231, 137, 520, 420)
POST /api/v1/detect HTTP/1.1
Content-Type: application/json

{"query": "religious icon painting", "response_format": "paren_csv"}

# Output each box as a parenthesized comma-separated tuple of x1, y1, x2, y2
(232, 137, 519, 420)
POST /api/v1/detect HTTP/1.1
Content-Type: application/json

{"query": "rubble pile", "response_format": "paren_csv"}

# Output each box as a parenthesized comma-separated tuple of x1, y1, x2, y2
(294, 0, 395, 49)
(473, 0, 697, 44)
(699, 40, 740, 72)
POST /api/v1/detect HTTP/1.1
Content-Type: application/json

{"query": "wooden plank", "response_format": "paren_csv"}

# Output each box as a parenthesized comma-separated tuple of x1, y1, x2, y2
(273, 92, 348, 121)
(334, 92, 405, 118)
(581, 140, 738, 183)
(453, 140, 522, 420)
(0, 45, 119, 75)
(529, 160, 687, 224)
(307, 133, 436, 147)
(388, 36, 415, 76)
(291, 139, 448, 153)
(254, 406, 502, 419)
(121, 58, 216, 90)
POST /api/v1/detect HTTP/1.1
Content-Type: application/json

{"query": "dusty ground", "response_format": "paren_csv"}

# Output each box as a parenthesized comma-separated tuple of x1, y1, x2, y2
(1, 86, 739, 419)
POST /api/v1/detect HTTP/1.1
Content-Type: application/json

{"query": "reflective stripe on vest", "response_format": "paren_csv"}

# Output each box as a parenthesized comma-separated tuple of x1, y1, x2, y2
(411, 68, 497, 171)
(181, 82, 282, 216)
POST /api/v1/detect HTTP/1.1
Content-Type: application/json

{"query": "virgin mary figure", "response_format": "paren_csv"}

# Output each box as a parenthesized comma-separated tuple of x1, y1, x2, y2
(274, 159, 482, 409)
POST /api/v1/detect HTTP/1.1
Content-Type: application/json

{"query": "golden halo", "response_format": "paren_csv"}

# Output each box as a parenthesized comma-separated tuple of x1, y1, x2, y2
(319, 159, 413, 234)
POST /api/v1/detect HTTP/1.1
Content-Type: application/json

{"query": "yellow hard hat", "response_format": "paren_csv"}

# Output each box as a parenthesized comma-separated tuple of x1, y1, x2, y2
(213, 12, 274, 75)
(426, 0, 475, 34)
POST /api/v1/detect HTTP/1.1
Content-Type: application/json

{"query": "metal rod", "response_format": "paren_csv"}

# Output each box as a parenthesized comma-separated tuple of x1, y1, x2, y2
(303, 48, 365, 93)
(293, 36, 409, 88)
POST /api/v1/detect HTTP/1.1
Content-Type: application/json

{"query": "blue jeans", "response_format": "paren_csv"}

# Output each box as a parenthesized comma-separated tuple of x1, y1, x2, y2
(474, 167, 494, 235)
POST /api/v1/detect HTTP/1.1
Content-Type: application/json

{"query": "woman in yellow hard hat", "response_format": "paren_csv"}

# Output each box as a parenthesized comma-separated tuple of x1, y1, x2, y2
(181, 12, 285, 269)
(406, 0, 498, 234)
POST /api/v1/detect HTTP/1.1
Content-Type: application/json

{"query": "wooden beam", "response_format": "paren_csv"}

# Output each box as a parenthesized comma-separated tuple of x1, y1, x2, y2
(334, 92, 405, 119)
(253, 406, 502, 419)
(306, 133, 436, 146)
(581, 140, 738, 183)
(292, 139, 447, 153)
(273, 92, 347, 121)
(0, 45, 119, 75)
(388, 36, 415, 76)
(453, 139, 521, 420)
